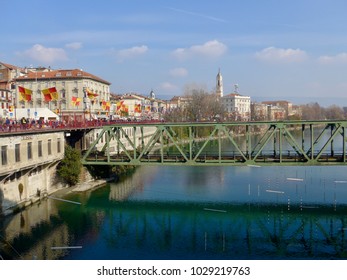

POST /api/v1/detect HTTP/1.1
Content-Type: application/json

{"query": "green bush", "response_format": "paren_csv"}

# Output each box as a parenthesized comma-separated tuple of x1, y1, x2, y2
(57, 145, 82, 186)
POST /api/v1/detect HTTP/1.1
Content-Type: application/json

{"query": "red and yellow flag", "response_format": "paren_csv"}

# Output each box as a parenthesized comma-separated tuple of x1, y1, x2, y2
(86, 88, 98, 99)
(71, 96, 81, 106)
(134, 103, 142, 113)
(116, 101, 124, 112)
(42, 87, 58, 102)
(102, 101, 111, 111)
(18, 86, 32, 102)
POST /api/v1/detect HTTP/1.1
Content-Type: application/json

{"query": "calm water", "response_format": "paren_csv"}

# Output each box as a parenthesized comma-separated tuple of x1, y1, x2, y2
(1, 164, 347, 260)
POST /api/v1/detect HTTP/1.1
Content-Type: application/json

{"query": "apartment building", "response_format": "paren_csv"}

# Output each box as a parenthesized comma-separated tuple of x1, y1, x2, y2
(14, 67, 111, 118)
(0, 62, 23, 111)
(221, 93, 251, 120)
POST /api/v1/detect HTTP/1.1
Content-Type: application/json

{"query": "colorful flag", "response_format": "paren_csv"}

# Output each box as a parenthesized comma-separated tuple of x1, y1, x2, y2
(42, 87, 58, 102)
(71, 96, 81, 106)
(135, 103, 142, 113)
(116, 101, 124, 112)
(102, 101, 110, 111)
(18, 86, 32, 102)
(86, 88, 98, 99)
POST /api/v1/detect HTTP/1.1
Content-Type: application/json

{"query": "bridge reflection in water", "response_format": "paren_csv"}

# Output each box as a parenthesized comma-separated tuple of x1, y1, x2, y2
(82, 120, 347, 166)
(2, 181, 347, 259)
(82, 198, 347, 260)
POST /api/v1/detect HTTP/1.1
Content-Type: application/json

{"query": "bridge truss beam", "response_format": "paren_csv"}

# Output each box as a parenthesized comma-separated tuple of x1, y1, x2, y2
(81, 120, 347, 166)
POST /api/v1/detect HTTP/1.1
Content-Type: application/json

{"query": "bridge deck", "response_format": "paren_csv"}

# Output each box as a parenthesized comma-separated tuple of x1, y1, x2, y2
(81, 120, 347, 166)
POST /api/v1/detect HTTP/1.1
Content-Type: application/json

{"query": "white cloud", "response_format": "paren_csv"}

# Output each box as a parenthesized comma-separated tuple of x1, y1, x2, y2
(65, 42, 83, 50)
(172, 40, 227, 60)
(255, 47, 308, 63)
(117, 45, 148, 61)
(160, 82, 178, 92)
(318, 53, 347, 64)
(18, 44, 68, 64)
(169, 67, 188, 77)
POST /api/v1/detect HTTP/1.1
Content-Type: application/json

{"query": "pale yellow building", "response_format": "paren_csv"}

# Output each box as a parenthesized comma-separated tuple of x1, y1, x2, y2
(14, 67, 111, 119)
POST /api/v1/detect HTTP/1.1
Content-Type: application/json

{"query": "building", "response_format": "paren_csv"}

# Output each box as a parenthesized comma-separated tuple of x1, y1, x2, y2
(3, 65, 111, 121)
(267, 105, 286, 120)
(221, 93, 251, 121)
(0, 131, 65, 215)
(0, 62, 23, 112)
(261, 100, 293, 118)
(111, 91, 166, 119)
(166, 96, 191, 110)
(251, 102, 268, 121)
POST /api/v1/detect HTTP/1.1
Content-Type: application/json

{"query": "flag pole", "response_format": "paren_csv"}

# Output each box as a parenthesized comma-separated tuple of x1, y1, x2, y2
(35, 71, 37, 120)
(11, 83, 17, 124)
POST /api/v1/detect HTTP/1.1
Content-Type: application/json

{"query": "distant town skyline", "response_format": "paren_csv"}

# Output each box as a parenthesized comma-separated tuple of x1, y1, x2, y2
(1, 0, 347, 105)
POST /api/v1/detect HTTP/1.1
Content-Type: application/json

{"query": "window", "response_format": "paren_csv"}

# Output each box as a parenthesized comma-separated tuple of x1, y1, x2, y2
(38, 140, 42, 157)
(1, 145, 7, 165)
(15, 144, 20, 162)
(57, 138, 61, 153)
(48, 139, 52, 155)
(27, 142, 32, 160)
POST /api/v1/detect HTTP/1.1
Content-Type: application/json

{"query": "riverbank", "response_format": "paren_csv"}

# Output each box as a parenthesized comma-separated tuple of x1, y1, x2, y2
(71, 178, 112, 192)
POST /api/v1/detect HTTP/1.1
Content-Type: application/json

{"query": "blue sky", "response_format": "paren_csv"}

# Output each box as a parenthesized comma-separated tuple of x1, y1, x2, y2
(1, 0, 347, 105)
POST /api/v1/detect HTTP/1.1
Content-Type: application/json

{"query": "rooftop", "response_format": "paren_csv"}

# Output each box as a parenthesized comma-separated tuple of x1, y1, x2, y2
(15, 68, 111, 85)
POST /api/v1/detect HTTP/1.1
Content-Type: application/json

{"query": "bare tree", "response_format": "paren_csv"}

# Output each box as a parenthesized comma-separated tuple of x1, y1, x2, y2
(300, 102, 346, 120)
(184, 87, 225, 122)
(300, 103, 325, 120)
(325, 105, 344, 120)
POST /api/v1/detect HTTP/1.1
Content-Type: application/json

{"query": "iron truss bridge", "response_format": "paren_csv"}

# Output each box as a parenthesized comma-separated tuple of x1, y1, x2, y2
(81, 120, 347, 166)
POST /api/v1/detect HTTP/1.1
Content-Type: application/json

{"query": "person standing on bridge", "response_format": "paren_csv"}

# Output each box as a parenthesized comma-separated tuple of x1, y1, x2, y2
(20, 117, 27, 129)
(5, 117, 11, 132)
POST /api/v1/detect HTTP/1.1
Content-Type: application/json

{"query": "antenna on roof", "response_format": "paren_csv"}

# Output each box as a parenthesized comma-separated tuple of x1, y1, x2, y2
(234, 84, 239, 93)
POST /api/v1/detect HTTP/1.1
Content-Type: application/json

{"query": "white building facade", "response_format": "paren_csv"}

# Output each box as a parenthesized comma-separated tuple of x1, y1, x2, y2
(13, 68, 111, 119)
(221, 93, 251, 120)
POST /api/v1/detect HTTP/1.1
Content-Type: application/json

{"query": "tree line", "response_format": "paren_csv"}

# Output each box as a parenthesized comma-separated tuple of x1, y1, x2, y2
(163, 86, 347, 122)
(299, 103, 346, 120)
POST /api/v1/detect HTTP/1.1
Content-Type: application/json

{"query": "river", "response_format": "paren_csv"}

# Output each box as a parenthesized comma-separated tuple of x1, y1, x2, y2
(1, 163, 347, 260)
(1, 132, 347, 260)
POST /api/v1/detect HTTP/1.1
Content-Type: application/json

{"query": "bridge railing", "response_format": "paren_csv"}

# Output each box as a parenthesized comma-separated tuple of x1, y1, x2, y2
(0, 118, 163, 135)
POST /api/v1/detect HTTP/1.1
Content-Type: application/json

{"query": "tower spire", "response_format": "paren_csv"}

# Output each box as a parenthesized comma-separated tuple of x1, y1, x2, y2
(216, 68, 223, 98)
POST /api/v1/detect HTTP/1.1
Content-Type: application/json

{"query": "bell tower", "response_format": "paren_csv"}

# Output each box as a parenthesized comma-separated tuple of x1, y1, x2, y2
(216, 68, 223, 98)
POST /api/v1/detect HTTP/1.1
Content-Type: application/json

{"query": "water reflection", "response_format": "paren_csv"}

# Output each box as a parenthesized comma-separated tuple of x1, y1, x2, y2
(1, 165, 347, 259)
(66, 201, 347, 259)
(0, 199, 71, 260)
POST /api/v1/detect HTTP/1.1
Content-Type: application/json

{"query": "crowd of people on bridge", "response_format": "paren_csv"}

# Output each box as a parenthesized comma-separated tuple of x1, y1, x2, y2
(0, 117, 61, 132)
(0, 116, 163, 133)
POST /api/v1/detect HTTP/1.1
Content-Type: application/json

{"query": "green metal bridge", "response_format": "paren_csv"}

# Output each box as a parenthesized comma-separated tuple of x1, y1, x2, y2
(81, 120, 347, 166)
